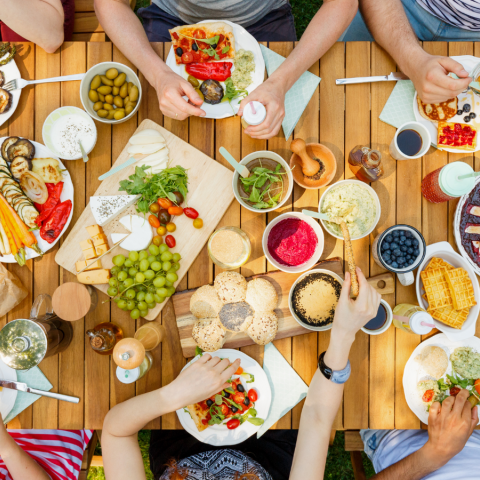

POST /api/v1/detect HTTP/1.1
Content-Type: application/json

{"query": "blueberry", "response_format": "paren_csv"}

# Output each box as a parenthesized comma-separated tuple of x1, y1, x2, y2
(393, 249, 402, 257)
(401, 245, 408, 252)
(406, 255, 411, 260)
(398, 230, 405, 236)
(392, 231, 399, 237)
(413, 239, 419, 247)
(391, 255, 396, 262)
(407, 248, 413, 254)
(405, 231, 412, 238)
(385, 235, 393, 243)
(457, 109, 464, 116)
(464, 103, 471, 113)
(408, 258, 415, 265)
(414, 248, 420, 256)
(405, 239, 412, 247)
(384, 249, 391, 256)
(382, 242, 390, 251)
(470, 112, 477, 119)
(383, 254, 390, 262)
(392, 262, 399, 269)
(175, 47, 183, 56)
(464, 116, 471, 123)
(400, 235, 406, 242)
(390, 242, 398, 250)
(399, 240, 405, 246)
(398, 257, 405, 265)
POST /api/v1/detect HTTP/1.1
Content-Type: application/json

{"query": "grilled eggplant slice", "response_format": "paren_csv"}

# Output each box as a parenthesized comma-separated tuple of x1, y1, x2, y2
(200, 79, 224, 105)
(0, 88, 11, 114)
(10, 156, 32, 180)
(7, 139, 35, 161)
(0, 71, 5, 87)
(1, 136, 18, 160)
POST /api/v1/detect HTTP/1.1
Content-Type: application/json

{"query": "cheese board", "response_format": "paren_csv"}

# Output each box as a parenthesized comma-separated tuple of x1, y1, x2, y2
(172, 257, 395, 358)
(56, 119, 235, 320)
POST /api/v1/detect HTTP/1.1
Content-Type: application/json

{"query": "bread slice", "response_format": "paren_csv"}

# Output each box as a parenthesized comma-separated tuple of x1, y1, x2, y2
(417, 96, 458, 123)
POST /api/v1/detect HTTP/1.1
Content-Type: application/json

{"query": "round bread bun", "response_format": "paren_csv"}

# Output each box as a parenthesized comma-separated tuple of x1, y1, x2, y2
(246, 311, 278, 346)
(218, 301, 254, 332)
(246, 278, 278, 312)
(414, 345, 448, 380)
(214, 271, 247, 304)
(190, 285, 224, 319)
(192, 317, 226, 352)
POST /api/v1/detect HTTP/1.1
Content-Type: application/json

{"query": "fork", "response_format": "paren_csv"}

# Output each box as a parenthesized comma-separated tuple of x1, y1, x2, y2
(3, 73, 86, 91)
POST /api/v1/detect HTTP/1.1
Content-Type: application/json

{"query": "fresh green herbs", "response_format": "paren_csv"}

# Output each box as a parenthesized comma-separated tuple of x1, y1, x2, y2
(119, 165, 188, 214)
(446, 373, 474, 389)
(222, 45, 230, 54)
(183, 34, 221, 60)
(240, 372, 255, 383)
(195, 346, 203, 357)
(222, 77, 248, 105)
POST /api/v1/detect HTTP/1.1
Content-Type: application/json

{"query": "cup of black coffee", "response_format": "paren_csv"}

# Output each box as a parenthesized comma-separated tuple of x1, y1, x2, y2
(389, 121, 431, 160)
(361, 299, 393, 335)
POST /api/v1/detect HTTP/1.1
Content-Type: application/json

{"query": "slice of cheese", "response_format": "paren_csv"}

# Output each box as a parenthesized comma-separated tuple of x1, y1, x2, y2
(92, 233, 108, 245)
(76, 259, 102, 272)
(95, 244, 109, 256)
(143, 148, 169, 174)
(86, 225, 104, 237)
(90, 195, 139, 227)
(127, 143, 165, 155)
(119, 214, 153, 251)
(111, 233, 129, 244)
(80, 238, 94, 251)
(77, 269, 111, 285)
(83, 247, 98, 260)
(129, 129, 166, 145)
(466, 225, 480, 234)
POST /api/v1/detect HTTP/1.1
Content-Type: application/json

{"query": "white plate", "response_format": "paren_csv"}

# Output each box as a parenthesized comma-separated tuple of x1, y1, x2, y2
(0, 55, 21, 128)
(403, 333, 480, 425)
(0, 359, 17, 420)
(413, 55, 480, 153)
(415, 241, 480, 341)
(165, 20, 265, 120)
(0, 138, 74, 262)
(176, 349, 272, 446)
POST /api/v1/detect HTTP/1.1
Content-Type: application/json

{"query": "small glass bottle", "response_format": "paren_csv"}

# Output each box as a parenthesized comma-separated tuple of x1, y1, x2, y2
(392, 304, 434, 335)
(348, 145, 384, 183)
(116, 352, 154, 384)
(241, 101, 266, 129)
(86, 322, 124, 355)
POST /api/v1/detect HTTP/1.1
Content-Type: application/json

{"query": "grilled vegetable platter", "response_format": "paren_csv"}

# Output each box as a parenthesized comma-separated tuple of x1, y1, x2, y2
(0, 136, 74, 264)
(0, 43, 20, 128)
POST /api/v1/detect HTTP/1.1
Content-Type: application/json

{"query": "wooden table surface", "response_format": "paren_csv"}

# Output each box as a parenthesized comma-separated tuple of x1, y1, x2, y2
(4, 41, 480, 431)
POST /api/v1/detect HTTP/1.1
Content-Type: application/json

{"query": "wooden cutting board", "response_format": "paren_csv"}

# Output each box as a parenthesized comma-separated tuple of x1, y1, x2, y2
(172, 257, 395, 358)
(56, 119, 234, 320)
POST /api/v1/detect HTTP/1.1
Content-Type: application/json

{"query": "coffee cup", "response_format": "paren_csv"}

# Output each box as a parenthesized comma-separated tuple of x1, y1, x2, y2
(389, 121, 431, 161)
(361, 299, 393, 335)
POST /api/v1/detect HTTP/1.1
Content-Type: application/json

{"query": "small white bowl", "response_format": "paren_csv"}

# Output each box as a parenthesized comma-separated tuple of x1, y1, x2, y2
(361, 299, 393, 335)
(80, 61, 142, 124)
(318, 179, 381, 240)
(232, 151, 293, 214)
(42, 106, 97, 160)
(262, 211, 324, 274)
(288, 268, 344, 332)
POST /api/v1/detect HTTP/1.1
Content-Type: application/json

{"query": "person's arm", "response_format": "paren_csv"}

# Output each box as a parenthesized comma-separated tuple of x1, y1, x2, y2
(94, 0, 204, 120)
(372, 388, 478, 479)
(0, 0, 64, 53)
(239, 0, 358, 139)
(102, 354, 241, 480)
(289, 267, 381, 480)
(359, 0, 471, 103)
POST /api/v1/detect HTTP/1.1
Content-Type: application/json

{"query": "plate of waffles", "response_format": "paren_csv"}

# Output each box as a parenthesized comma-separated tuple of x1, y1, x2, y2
(413, 55, 480, 153)
(415, 241, 479, 341)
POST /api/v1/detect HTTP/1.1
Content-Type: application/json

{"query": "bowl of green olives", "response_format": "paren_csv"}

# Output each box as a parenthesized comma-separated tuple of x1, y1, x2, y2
(80, 61, 142, 124)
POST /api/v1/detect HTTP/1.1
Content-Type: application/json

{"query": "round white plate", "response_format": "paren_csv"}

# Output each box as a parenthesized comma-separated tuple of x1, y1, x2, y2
(0, 359, 17, 421)
(0, 55, 21, 128)
(413, 55, 480, 153)
(403, 333, 480, 425)
(165, 20, 265, 120)
(0, 138, 74, 262)
(176, 349, 272, 446)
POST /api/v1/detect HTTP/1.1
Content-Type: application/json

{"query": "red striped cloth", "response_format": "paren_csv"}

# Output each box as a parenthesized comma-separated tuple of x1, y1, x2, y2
(0, 430, 94, 480)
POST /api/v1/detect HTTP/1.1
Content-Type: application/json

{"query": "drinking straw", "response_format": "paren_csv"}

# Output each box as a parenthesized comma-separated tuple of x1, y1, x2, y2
(250, 101, 256, 114)
(420, 321, 436, 328)
(458, 171, 480, 180)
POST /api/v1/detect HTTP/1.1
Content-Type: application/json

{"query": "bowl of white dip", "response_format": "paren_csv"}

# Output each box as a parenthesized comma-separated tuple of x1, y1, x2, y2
(318, 179, 381, 240)
(42, 106, 97, 160)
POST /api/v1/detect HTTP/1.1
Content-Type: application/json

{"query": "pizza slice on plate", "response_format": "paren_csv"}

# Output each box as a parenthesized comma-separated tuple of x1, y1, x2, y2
(169, 22, 236, 65)
(185, 402, 210, 432)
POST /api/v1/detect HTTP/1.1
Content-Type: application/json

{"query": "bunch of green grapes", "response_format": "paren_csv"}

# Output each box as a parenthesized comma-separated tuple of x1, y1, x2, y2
(107, 242, 181, 320)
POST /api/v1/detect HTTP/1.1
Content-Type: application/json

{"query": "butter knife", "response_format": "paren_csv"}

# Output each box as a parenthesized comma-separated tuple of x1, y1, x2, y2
(0, 380, 80, 404)
(98, 156, 137, 181)
(336, 72, 409, 85)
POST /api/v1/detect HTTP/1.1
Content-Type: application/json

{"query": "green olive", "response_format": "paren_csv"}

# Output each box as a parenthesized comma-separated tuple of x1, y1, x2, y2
(127, 82, 134, 95)
(125, 104, 134, 116)
(124, 95, 129, 104)
(107, 110, 116, 120)
(98, 93, 105, 102)
(113, 96, 124, 108)
(129, 85, 139, 102)
(195, 88, 204, 103)
(97, 109, 108, 118)
(114, 110, 126, 120)
(114, 72, 127, 87)
(106, 68, 119, 80)
(125, 101, 136, 110)
(93, 101, 103, 112)
(100, 75, 114, 86)
(187, 75, 200, 88)
(105, 94, 114, 104)
(90, 75, 101, 90)
(112, 86, 120, 96)
(97, 85, 112, 95)
(103, 103, 113, 111)
(88, 89, 99, 102)
(119, 83, 128, 99)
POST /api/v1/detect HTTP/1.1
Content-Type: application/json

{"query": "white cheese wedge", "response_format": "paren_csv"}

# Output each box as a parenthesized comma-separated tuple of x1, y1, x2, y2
(466, 225, 480, 234)
(127, 143, 165, 155)
(471, 206, 480, 216)
(129, 130, 166, 145)
(118, 214, 153, 251)
(90, 195, 139, 227)
(111, 233, 129, 244)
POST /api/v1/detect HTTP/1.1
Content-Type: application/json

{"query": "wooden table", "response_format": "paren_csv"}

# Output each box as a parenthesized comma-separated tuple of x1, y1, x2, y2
(4, 41, 480, 431)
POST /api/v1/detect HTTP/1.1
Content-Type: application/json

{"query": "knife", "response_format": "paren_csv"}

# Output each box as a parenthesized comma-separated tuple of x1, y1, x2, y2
(0, 380, 80, 404)
(336, 72, 409, 85)
(98, 156, 137, 181)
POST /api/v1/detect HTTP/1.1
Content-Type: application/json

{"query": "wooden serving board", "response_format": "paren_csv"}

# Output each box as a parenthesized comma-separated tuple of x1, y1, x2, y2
(172, 257, 395, 358)
(56, 119, 235, 320)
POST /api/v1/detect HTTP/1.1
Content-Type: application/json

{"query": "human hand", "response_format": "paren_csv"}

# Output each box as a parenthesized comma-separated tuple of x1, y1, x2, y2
(238, 77, 286, 139)
(155, 69, 205, 120)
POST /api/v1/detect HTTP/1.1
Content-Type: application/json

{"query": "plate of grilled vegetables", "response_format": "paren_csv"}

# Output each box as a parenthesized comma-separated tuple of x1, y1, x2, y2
(0, 43, 20, 128)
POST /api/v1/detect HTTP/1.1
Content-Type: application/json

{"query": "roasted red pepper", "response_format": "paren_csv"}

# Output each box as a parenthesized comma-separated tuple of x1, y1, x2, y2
(40, 199, 72, 244)
(35, 182, 63, 227)
(185, 62, 232, 81)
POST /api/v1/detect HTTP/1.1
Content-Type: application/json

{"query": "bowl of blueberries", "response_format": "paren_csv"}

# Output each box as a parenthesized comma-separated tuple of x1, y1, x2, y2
(371, 225, 426, 286)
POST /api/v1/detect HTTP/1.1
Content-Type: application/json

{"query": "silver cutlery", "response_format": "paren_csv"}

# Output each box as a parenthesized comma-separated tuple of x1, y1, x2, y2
(336, 72, 409, 85)
(0, 380, 80, 403)
(3, 73, 86, 91)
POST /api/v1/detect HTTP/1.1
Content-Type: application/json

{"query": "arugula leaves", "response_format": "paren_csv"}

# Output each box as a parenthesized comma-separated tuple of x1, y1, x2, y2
(182, 34, 221, 60)
(195, 346, 203, 357)
(446, 373, 474, 389)
(222, 77, 248, 105)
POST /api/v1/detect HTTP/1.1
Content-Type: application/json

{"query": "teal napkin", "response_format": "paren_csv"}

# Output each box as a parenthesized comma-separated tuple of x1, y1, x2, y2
(379, 80, 416, 129)
(4, 367, 52, 423)
(260, 44, 321, 140)
(257, 343, 308, 438)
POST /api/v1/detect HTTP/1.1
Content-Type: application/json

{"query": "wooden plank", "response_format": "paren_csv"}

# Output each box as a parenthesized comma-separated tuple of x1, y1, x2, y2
(75, 0, 94, 11)
(74, 13, 103, 34)
(72, 33, 106, 42)
(345, 430, 364, 451)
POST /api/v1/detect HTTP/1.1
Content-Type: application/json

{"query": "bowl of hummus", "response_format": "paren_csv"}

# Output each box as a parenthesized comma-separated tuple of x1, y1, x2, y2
(319, 179, 381, 240)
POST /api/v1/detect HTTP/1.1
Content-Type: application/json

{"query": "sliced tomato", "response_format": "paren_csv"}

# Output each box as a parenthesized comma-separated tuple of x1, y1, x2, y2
(422, 390, 434, 403)
(248, 389, 258, 403)
(475, 379, 480, 395)
(172, 32, 179, 40)
(181, 51, 194, 63)
(199, 401, 209, 411)
(450, 386, 461, 397)
(202, 419, 208, 425)
(193, 28, 206, 39)
(233, 392, 245, 404)
(227, 418, 240, 430)
(220, 404, 229, 416)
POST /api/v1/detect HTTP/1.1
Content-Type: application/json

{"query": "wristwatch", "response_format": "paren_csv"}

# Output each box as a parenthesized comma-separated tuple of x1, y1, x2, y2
(318, 352, 351, 384)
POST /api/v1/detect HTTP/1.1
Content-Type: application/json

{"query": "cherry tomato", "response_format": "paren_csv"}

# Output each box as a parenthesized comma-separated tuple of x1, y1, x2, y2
(231, 381, 238, 391)
(184, 207, 199, 219)
(248, 389, 258, 403)
(450, 386, 461, 397)
(168, 206, 184, 216)
(172, 191, 184, 205)
(158, 209, 171, 225)
(166, 222, 176, 233)
(201, 418, 208, 425)
(157, 226, 167, 236)
(220, 404, 229, 416)
(181, 51, 194, 63)
(422, 390, 434, 403)
(475, 379, 480, 395)
(235, 366, 243, 375)
(157, 198, 173, 209)
(152, 235, 163, 246)
(233, 392, 245, 404)
(193, 218, 203, 229)
(149, 203, 160, 214)
(165, 235, 176, 248)
(226, 418, 240, 430)
(148, 215, 160, 228)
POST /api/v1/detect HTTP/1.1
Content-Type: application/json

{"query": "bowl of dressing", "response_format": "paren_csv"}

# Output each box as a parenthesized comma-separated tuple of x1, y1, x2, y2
(42, 106, 97, 160)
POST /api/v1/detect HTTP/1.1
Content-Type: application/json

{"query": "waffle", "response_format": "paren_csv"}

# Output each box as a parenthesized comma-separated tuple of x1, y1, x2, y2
(425, 257, 454, 271)
(421, 267, 453, 309)
(428, 305, 469, 330)
(445, 268, 477, 310)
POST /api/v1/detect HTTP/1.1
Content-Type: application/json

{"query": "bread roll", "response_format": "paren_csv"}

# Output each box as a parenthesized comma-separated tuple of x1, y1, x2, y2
(246, 311, 278, 345)
(192, 317, 226, 352)
(246, 278, 278, 312)
(214, 271, 247, 304)
(190, 285, 223, 319)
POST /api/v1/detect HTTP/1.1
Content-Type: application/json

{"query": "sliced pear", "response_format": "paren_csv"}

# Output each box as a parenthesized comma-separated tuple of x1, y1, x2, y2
(127, 143, 165, 155)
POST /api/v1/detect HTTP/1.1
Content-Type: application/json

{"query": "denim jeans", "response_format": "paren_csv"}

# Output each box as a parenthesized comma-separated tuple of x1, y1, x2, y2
(341, 0, 480, 41)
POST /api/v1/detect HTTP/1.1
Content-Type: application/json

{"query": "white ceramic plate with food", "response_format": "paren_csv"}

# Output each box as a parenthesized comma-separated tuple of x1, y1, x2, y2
(0, 54, 21, 128)
(0, 138, 74, 263)
(415, 241, 480, 341)
(0, 358, 17, 421)
(165, 20, 265, 119)
(413, 55, 480, 153)
(176, 349, 272, 446)
(403, 333, 480, 425)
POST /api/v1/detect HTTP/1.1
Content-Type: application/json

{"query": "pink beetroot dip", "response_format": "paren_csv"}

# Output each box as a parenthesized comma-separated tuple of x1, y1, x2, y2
(267, 218, 317, 266)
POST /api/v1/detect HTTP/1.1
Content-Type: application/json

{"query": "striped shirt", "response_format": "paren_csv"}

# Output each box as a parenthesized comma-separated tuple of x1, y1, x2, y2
(417, 0, 480, 31)
(0, 429, 93, 480)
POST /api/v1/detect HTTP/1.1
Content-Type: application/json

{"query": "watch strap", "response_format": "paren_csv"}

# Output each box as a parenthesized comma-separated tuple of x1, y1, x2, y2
(318, 351, 351, 384)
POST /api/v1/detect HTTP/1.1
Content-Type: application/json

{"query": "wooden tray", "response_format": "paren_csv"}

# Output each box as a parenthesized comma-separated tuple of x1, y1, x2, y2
(56, 119, 235, 320)
(172, 257, 395, 358)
